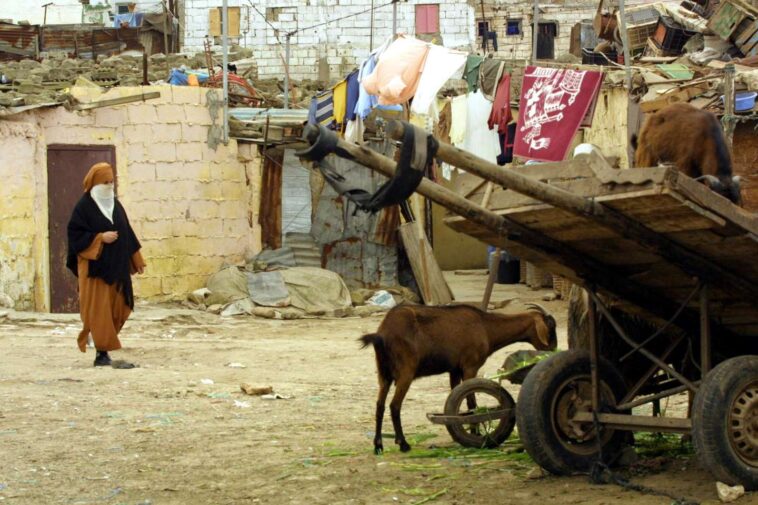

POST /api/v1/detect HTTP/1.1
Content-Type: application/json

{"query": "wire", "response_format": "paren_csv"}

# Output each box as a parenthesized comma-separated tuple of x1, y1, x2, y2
(291, 1, 395, 35)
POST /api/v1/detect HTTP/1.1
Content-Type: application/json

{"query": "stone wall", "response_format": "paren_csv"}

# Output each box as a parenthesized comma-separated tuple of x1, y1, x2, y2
(0, 85, 262, 311)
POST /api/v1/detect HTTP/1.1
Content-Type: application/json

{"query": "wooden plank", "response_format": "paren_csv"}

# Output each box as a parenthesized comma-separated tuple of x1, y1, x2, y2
(398, 222, 453, 306)
(209, 8, 221, 37)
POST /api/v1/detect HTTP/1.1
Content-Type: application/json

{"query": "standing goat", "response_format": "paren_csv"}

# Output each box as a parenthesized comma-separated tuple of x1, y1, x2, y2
(630, 102, 742, 205)
(359, 303, 557, 454)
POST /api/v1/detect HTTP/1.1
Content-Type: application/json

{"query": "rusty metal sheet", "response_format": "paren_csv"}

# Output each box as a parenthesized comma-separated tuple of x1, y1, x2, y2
(0, 22, 39, 60)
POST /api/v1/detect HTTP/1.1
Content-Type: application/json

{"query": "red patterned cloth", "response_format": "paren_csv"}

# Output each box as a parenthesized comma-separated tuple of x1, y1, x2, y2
(488, 73, 512, 135)
(514, 66, 603, 162)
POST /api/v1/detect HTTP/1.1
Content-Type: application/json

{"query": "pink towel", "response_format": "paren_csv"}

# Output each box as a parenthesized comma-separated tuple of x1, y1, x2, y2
(514, 66, 603, 162)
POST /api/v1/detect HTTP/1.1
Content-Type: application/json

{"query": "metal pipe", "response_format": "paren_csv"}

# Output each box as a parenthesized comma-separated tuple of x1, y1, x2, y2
(617, 0, 632, 89)
(222, 0, 229, 144)
(284, 34, 291, 109)
(617, 382, 700, 412)
(392, 0, 398, 38)
(369, 0, 375, 52)
(588, 291, 698, 393)
(531, 0, 539, 63)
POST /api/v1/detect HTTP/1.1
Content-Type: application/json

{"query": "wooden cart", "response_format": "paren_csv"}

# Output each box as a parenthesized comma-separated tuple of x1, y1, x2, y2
(296, 122, 758, 488)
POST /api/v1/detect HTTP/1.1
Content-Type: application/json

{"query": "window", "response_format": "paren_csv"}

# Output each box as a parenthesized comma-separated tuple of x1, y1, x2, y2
(477, 20, 490, 37)
(209, 7, 241, 37)
(415, 4, 440, 35)
(506, 19, 522, 36)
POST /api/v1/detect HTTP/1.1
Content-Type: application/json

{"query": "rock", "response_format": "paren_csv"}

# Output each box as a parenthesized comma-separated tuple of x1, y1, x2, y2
(716, 482, 745, 503)
(526, 466, 546, 479)
(252, 306, 277, 319)
(206, 304, 223, 314)
(616, 446, 638, 466)
(188, 288, 212, 305)
(280, 307, 306, 320)
(240, 384, 273, 396)
(353, 305, 386, 317)
(542, 293, 558, 301)
(490, 299, 514, 309)
(0, 292, 13, 308)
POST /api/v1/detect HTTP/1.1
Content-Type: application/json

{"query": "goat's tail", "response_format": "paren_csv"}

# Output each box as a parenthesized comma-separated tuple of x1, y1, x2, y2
(525, 303, 558, 350)
(359, 333, 393, 383)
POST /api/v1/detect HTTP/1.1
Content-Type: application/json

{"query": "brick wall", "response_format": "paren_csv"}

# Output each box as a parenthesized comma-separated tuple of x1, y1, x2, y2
(0, 85, 262, 310)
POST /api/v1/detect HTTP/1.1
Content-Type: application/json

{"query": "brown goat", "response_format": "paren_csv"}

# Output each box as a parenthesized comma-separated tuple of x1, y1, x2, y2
(631, 102, 742, 204)
(359, 303, 557, 454)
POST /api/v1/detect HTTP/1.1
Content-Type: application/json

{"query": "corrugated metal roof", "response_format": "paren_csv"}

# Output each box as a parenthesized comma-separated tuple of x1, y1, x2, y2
(230, 107, 309, 122)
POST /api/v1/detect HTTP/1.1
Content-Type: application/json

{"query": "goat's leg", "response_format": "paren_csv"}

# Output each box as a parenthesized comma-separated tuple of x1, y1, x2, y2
(462, 368, 479, 435)
(373, 377, 391, 455)
(449, 370, 462, 391)
(389, 377, 413, 452)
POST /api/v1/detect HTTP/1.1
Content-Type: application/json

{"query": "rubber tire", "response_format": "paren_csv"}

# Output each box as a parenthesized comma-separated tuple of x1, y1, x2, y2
(516, 350, 629, 475)
(443, 378, 516, 449)
(692, 355, 758, 490)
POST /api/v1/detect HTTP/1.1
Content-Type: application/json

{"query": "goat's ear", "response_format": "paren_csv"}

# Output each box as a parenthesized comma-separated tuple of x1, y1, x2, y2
(535, 320, 551, 349)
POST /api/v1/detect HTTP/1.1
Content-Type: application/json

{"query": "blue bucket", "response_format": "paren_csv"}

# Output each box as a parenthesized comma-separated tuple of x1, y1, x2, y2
(722, 91, 757, 112)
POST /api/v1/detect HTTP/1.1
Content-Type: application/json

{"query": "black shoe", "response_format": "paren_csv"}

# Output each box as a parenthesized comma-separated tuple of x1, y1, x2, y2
(94, 351, 112, 367)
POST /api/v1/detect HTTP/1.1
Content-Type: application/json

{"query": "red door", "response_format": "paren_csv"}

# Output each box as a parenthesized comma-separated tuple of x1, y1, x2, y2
(47, 145, 116, 313)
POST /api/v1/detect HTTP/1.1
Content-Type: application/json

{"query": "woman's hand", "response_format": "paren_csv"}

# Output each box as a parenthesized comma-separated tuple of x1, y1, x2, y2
(102, 231, 119, 244)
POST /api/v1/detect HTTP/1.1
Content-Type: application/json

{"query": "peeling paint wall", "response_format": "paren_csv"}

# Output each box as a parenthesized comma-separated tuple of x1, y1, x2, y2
(0, 85, 262, 311)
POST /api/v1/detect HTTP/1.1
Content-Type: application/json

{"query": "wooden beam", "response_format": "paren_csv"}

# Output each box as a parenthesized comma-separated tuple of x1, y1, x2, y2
(572, 412, 691, 433)
(299, 126, 739, 341)
(71, 91, 161, 110)
(386, 120, 758, 306)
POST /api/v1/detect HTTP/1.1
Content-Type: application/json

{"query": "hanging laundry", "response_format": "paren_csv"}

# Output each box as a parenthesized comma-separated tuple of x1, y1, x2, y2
(463, 55, 484, 93)
(308, 97, 318, 125)
(514, 66, 604, 162)
(496, 122, 517, 166)
(345, 69, 360, 123)
(449, 94, 467, 146)
(435, 98, 452, 145)
(332, 79, 348, 127)
(487, 73, 512, 135)
(410, 45, 466, 115)
(362, 35, 430, 106)
(314, 90, 335, 127)
(464, 90, 500, 164)
(479, 58, 506, 101)
(354, 37, 392, 120)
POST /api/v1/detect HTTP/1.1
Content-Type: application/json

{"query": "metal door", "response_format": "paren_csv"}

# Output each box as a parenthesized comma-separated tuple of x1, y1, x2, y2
(47, 145, 116, 313)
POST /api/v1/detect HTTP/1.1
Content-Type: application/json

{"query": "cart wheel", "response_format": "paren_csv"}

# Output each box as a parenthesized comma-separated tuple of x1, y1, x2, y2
(692, 355, 758, 490)
(443, 378, 516, 448)
(517, 350, 629, 475)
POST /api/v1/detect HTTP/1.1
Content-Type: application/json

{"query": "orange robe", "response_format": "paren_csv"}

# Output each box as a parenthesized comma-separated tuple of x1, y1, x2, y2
(76, 233, 146, 353)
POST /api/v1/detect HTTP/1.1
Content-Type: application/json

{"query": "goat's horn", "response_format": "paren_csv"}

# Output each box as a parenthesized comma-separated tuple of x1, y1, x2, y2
(524, 303, 549, 316)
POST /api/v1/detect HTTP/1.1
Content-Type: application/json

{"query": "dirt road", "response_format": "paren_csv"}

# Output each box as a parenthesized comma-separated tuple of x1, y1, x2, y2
(0, 272, 747, 504)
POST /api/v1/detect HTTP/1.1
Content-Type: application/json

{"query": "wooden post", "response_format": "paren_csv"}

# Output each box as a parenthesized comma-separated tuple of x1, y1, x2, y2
(588, 292, 600, 412)
(700, 284, 711, 376)
(142, 52, 149, 85)
(385, 120, 758, 303)
(723, 63, 736, 151)
(398, 222, 453, 305)
(481, 247, 500, 310)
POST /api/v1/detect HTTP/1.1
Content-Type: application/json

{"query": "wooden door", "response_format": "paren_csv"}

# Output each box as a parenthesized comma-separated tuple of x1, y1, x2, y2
(536, 23, 557, 60)
(47, 145, 116, 313)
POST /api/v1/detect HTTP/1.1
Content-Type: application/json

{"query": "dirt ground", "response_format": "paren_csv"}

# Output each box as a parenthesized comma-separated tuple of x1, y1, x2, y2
(0, 271, 752, 505)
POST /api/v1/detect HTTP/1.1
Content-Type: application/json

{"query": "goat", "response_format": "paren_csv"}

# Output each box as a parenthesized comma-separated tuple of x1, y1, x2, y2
(630, 102, 742, 205)
(359, 303, 557, 454)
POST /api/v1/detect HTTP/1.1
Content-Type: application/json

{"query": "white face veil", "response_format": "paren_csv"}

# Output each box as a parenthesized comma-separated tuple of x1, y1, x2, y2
(90, 183, 115, 223)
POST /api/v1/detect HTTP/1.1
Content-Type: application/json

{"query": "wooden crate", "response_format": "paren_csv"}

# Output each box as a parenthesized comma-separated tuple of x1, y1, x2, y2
(708, 0, 753, 40)
(620, 5, 660, 50)
(735, 18, 758, 56)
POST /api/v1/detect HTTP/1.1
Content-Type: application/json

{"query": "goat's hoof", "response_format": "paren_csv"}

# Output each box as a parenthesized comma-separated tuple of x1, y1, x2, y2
(374, 446, 384, 455)
(398, 441, 411, 452)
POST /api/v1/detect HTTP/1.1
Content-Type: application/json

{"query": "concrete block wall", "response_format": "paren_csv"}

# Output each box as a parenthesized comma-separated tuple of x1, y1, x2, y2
(0, 85, 262, 311)
(181, 0, 475, 81)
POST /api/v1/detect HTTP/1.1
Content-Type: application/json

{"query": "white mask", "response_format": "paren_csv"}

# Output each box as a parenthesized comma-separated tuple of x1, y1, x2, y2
(90, 183, 115, 222)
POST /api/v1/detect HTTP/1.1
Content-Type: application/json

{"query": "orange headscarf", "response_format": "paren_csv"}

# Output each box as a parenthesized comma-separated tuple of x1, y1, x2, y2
(82, 162, 114, 192)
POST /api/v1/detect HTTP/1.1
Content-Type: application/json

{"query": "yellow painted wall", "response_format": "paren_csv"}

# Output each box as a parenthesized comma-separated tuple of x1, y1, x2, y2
(0, 85, 262, 311)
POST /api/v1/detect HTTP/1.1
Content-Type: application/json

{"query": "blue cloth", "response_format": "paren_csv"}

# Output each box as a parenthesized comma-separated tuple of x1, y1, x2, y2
(308, 97, 317, 125)
(355, 55, 379, 120)
(168, 69, 189, 86)
(113, 12, 144, 28)
(345, 69, 360, 122)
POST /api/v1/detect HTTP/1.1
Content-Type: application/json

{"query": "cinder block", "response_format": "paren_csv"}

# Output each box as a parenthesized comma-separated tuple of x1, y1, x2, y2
(127, 103, 158, 124)
(184, 105, 212, 125)
(181, 123, 209, 142)
(133, 276, 162, 298)
(171, 86, 203, 105)
(146, 142, 177, 163)
(156, 104, 187, 123)
(126, 142, 147, 163)
(177, 142, 204, 162)
(151, 123, 183, 143)
(94, 107, 128, 128)
(189, 199, 220, 219)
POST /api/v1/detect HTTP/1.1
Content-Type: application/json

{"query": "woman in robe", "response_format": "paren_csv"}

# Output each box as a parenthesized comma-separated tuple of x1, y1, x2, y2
(66, 162, 146, 367)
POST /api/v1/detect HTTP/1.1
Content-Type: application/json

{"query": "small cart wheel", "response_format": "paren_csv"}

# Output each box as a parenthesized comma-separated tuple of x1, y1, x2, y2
(692, 355, 758, 490)
(516, 350, 629, 475)
(443, 378, 516, 448)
